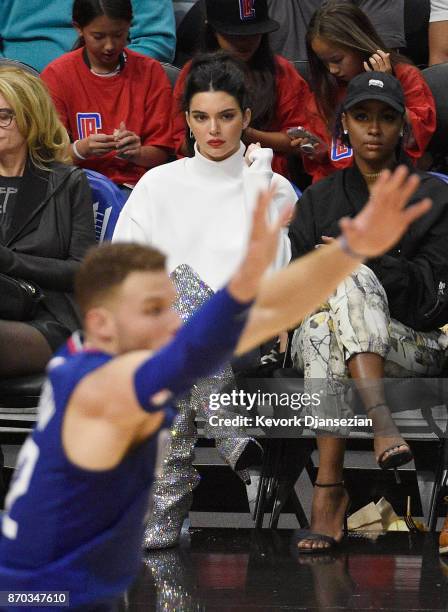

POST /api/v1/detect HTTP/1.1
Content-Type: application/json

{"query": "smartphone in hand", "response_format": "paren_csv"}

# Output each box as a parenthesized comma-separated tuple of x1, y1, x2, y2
(287, 126, 326, 155)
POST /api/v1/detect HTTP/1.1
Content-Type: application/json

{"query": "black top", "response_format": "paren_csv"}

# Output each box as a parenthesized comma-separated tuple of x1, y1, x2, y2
(0, 175, 21, 244)
(0, 159, 96, 331)
(289, 164, 448, 332)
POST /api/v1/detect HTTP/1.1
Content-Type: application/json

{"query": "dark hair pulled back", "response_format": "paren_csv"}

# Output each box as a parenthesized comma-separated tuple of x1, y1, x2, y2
(182, 51, 252, 154)
(72, 0, 133, 49)
(182, 50, 252, 113)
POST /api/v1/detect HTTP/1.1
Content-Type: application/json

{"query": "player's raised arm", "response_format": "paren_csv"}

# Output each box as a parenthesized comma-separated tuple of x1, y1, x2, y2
(235, 166, 431, 354)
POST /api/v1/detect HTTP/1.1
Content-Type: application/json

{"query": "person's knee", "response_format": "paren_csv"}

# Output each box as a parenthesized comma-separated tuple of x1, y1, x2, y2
(331, 264, 388, 311)
(0, 321, 51, 376)
(291, 310, 332, 368)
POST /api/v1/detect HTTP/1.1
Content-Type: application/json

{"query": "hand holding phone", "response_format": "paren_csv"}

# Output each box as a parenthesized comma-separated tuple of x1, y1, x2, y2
(114, 121, 141, 160)
(287, 126, 326, 157)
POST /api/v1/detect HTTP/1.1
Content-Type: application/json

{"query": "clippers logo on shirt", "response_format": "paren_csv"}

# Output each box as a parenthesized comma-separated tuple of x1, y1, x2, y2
(239, 0, 256, 21)
(331, 138, 353, 161)
(77, 112, 102, 139)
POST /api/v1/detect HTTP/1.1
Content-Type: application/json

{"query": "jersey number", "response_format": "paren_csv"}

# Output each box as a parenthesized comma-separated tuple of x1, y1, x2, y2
(2, 439, 40, 539)
(2, 381, 55, 539)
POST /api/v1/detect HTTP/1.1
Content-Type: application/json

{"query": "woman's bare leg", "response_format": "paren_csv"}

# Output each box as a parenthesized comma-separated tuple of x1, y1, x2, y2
(298, 436, 348, 551)
(347, 352, 409, 462)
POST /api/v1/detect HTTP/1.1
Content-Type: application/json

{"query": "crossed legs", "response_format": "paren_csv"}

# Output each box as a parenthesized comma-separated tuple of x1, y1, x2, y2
(292, 265, 445, 550)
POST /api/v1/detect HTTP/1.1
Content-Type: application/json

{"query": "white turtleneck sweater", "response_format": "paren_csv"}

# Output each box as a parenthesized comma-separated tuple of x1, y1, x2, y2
(113, 143, 295, 290)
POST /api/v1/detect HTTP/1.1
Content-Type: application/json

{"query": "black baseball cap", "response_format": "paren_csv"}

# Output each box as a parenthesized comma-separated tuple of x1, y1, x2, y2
(343, 71, 405, 114)
(205, 0, 279, 36)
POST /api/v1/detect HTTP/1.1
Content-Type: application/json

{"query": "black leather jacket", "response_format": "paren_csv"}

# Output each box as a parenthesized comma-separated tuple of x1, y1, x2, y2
(289, 164, 448, 332)
(0, 160, 96, 331)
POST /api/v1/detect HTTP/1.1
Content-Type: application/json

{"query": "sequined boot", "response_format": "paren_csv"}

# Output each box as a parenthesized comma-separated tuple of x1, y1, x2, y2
(143, 266, 262, 549)
(144, 548, 202, 611)
(143, 399, 200, 549)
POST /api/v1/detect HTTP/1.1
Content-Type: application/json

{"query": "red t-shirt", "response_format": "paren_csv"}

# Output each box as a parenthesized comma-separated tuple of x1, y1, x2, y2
(303, 63, 436, 183)
(42, 48, 173, 186)
(172, 55, 311, 178)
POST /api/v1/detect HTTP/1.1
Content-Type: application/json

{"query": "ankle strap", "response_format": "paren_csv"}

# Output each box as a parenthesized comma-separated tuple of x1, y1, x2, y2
(365, 403, 389, 414)
(314, 481, 344, 488)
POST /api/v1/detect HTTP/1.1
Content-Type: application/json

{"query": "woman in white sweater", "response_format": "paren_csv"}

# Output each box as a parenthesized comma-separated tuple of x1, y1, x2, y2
(113, 51, 296, 549)
(114, 54, 293, 288)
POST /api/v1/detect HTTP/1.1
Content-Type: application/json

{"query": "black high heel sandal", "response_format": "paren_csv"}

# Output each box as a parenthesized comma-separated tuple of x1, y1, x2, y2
(366, 403, 413, 482)
(296, 481, 351, 554)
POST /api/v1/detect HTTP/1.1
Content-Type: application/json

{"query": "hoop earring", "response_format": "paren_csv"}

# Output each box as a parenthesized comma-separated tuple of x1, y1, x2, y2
(190, 128, 194, 140)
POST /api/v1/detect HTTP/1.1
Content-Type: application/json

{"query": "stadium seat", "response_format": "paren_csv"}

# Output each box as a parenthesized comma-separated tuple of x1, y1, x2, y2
(291, 60, 310, 83)
(429, 171, 448, 185)
(173, 0, 199, 28)
(174, 0, 204, 67)
(289, 182, 302, 200)
(404, 0, 430, 66)
(422, 63, 448, 171)
(84, 169, 127, 242)
(0, 57, 39, 76)
(161, 62, 181, 87)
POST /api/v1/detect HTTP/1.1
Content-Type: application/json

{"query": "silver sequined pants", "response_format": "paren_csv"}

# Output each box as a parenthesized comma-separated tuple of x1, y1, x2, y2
(143, 265, 252, 549)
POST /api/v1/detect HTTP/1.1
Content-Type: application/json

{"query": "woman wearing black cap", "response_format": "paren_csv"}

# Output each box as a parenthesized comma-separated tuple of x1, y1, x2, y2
(289, 71, 448, 552)
(172, 0, 312, 179)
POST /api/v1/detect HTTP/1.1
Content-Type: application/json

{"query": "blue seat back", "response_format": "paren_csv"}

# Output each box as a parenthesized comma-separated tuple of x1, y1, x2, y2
(429, 171, 448, 185)
(84, 169, 127, 242)
(290, 181, 302, 200)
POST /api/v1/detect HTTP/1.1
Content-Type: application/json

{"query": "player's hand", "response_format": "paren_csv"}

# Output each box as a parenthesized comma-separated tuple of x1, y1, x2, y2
(339, 166, 431, 258)
(364, 49, 392, 74)
(114, 121, 142, 159)
(75, 133, 116, 158)
(228, 187, 293, 302)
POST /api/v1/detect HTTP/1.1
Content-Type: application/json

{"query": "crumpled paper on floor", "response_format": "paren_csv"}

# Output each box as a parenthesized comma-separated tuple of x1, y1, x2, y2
(347, 497, 410, 535)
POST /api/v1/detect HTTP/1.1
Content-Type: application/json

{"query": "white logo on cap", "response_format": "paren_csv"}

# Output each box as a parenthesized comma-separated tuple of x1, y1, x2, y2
(369, 79, 384, 88)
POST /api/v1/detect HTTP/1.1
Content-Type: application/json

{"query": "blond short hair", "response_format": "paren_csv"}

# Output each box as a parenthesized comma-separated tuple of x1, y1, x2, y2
(0, 67, 70, 168)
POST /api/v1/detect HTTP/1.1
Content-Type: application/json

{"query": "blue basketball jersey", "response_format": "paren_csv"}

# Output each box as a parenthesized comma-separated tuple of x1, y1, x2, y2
(0, 287, 250, 609)
(0, 341, 170, 609)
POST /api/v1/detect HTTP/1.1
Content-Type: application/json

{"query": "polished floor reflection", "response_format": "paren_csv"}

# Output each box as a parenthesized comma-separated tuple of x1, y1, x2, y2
(122, 529, 448, 611)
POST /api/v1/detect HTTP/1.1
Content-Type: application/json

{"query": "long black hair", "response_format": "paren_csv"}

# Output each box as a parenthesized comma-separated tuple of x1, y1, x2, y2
(202, 23, 277, 130)
(306, 1, 412, 129)
(72, 0, 133, 49)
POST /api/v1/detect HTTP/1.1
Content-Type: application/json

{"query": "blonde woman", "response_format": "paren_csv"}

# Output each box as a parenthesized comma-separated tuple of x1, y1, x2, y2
(0, 67, 95, 376)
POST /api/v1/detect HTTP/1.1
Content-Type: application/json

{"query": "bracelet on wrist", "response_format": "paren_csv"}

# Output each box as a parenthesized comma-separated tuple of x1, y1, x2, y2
(72, 140, 86, 160)
(338, 235, 365, 261)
